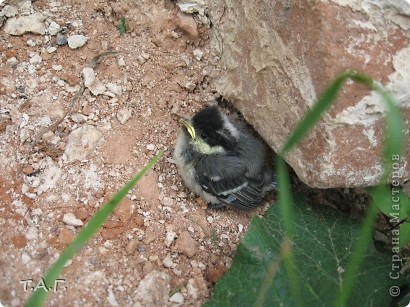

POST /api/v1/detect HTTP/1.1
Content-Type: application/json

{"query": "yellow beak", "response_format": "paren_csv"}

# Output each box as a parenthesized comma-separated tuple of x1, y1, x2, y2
(180, 118, 196, 140)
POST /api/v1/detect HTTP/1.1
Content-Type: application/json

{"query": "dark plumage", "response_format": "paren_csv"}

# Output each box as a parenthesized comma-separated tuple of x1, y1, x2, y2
(174, 106, 276, 211)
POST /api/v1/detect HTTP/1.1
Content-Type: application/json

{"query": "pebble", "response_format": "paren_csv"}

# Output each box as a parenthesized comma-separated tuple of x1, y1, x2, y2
(174, 231, 197, 257)
(63, 213, 84, 227)
(117, 56, 126, 66)
(1, 5, 18, 18)
(75, 207, 88, 220)
(164, 230, 177, 247)
(169, 292, 184, 304)
(137, 52, 150, 64)
(71, 113, 87, 124)
(116, 108, 132, 125)
(4, 12, 46, 35)
(193, 48, 204, 61)
(59, 228, 74, 244)
(146, 144, 156, 151)
(67, 34, 88, 49)
(26, 226, 38, 240)
(106, 82, 122, 96)
(162, 254, 174, 268)
(46, 46, 57, 53)
(47, 21, 61, 35)
(29, 54, 42, 65)
(134, 271, 170, 306)
(7, 57, 18, 68)
(125, 239, 138, 255)
(82, 67, 95, 87)
(56, 35, 68, 46)
(64, 124, 103, 162)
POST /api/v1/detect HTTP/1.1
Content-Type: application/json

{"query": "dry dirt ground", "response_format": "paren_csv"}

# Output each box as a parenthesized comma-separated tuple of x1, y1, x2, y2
(0, 1, 272, 306)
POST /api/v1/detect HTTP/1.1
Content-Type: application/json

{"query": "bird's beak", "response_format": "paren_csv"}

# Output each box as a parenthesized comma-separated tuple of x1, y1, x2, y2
(180, 118, 196, 140)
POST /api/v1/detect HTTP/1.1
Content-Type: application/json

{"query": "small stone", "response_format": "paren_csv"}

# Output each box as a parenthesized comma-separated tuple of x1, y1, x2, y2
(137, 52, 150, 64)
(116, 108, 132, 124)
(207, 264, 228, 283)
(56, 35, 67, 46)
(29, 54, 42, 65)
(101, 227, 126, 240)
(169, 292, 184, 304)
(22, 253, 31, 264)
(207, 216, 214, 223)
(107, 288, 119, 307)
(126, 239, 138, 254)
(118, 56, 126, 66)
(1, 5, 18, 18)
(7, 57, 18, 68)
(63, 213, 84, 227)
(174, 231, 197, 257)
(176, 11, 198, 38)
(165, 230, 177, 247)
(162, 254, 174, 268)
(134, 271, 170, 306)
(146, 144, 156, 151)
(75, 207, 88, 220)
(21, 165, 34, 175)
(88, 78, 106, 96)
(71, 113, 87, 124)
(4, 12, 46, 35)
(64, 124, 103, 162)
(52, 64, 63, 71)
(106, 82, 122, 96)
(193, 48, 204, 61)
(47, 21, 61, 35)
(46, 46, 57, 53)
(82, 67, 95, 87)
(59, 228, 74, 245)
(67, 35, 88, 49)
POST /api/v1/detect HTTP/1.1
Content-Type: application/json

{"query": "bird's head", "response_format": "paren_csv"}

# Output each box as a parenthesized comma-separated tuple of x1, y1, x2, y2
(180, 106, 240, 155)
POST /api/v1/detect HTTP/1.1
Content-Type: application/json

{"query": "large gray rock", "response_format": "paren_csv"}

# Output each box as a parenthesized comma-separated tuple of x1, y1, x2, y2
(207, 0, 410, 188)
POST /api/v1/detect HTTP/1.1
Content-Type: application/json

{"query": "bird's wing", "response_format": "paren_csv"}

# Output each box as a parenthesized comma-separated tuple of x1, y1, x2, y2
(196, 155, 267, 210)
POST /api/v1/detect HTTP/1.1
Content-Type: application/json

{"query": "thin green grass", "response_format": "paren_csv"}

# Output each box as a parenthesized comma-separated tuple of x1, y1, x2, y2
(25, 150, 164, 307)
(275, 69, 403, 307)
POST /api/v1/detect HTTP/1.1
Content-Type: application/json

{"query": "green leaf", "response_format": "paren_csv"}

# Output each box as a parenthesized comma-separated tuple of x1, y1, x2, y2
(116, 17, 128, 35)
(400, 222, 410, 248)
(204, 195, 406, 307)
(25, 151, 164, 307)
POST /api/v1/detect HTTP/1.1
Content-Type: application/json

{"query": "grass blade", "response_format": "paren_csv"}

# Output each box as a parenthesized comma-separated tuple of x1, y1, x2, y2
(25, 150, 164, 307)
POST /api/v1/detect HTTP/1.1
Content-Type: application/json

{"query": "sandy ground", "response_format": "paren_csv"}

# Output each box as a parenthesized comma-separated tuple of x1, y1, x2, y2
(0, 1, 271, 305)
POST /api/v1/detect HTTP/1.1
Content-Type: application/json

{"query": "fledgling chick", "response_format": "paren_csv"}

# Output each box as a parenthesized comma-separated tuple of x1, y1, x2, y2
(173, 106, 277, 211)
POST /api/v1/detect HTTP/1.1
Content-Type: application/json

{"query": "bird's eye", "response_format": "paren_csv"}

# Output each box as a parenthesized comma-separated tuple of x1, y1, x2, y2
(201, 133, 208, 139)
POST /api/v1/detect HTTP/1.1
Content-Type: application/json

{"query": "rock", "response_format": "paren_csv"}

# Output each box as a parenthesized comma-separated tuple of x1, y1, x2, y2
(82, 67, 95, 87)
(107, 288, 119, 307)
(207, 264, 228, 283)
(169, 292, 184, 304)
(56, 35, 68, 46)
(176, 11, 198, 38)
(146, 144, 156, 151)
(106, 82, 122, 96)
(164, 229, 177, 247)
(162, 253, 174, 268)
(174, 231, 197, 257)
(186, 275, 208, 299)
(177, 1, 207, 15)
(0, 5, 18, 18)
(75, 207, 88, 220)
(59, 228, 74, 245)
(7, 57, 18, 68)
(63, 213, 84, 227)
(4, 12, 46, 35)
(29, 54, 42, 65)
(116, 108, 132, 125)
(71, 113, 87, 124)
(64, 124, 103, 162)
(67, 35, 88, 49)
(11, 235, 27, 248)
(133, 271, 170, 307)
(208, 0, 410, 188)
(47, 21, 61, 35)
(88, 78, 106, 96)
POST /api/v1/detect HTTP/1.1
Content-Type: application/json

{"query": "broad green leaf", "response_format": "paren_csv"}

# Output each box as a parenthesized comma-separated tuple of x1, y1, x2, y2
(204, 195, 406, 307)
(25, 151, 164, 307)
(116, 17, 128, 35)
(400, 222, 410, 248)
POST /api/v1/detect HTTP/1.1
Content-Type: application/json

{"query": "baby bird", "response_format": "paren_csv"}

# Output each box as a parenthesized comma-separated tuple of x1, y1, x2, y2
(173, 106, 276, 210)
